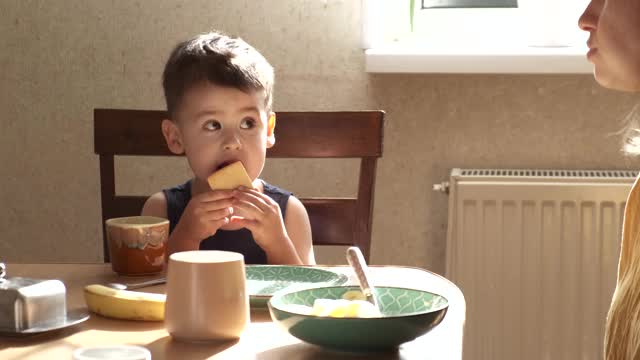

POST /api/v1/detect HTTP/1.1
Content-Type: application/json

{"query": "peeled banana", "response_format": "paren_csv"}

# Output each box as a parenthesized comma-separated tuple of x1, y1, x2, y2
(341, 290, 367, 301)
(310, 299, 381, 318)
(287, 289, 382, 318)
(83, 284, 166, 321)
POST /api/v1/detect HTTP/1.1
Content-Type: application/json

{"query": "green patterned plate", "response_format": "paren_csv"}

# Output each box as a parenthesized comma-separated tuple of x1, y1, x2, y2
(268, 286, 449, 352)
(246, 265, 348, 308)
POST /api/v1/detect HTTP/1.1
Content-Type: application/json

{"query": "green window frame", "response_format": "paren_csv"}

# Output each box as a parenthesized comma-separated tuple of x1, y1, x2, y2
(422, 0, 517, 8)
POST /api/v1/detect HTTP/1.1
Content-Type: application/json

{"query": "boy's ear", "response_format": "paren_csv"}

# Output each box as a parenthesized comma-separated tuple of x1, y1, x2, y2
(266, 112, 276, 148)
(161, 119, 185, 154)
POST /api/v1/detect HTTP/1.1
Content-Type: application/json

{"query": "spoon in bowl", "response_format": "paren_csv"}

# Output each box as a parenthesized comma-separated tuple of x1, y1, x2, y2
(346, 246, 379, 310)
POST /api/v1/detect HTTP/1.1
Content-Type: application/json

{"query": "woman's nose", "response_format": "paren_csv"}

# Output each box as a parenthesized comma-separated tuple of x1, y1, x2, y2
(578, 0, 599, 32)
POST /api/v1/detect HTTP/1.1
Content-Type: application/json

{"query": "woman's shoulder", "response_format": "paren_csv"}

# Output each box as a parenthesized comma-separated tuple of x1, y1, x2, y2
(625, 174, 640, 212)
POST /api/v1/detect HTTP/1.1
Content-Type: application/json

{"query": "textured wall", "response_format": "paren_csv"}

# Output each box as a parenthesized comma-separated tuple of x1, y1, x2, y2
(1, 0, 638, 275)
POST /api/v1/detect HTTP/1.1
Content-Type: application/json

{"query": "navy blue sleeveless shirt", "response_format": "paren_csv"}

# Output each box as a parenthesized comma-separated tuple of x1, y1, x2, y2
(163, 180, 291, 264)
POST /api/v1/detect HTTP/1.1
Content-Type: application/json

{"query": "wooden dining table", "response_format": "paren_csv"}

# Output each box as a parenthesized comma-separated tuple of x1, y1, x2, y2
(0, 263, 465, 360)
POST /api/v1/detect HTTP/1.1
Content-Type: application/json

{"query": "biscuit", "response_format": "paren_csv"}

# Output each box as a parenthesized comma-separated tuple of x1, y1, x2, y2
(207, 161, 253, 190)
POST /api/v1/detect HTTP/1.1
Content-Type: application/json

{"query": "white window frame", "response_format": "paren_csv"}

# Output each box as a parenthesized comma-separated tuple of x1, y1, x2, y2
(362, 0, 592, 74)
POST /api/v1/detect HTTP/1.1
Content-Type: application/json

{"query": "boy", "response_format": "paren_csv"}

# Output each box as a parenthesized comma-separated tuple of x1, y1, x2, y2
(142, 31, 315, 265)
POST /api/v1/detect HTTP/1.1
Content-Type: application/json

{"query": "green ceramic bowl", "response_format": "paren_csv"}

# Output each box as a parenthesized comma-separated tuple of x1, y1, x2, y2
(246, 265, 348, 308)
(268, 286, 449, 352)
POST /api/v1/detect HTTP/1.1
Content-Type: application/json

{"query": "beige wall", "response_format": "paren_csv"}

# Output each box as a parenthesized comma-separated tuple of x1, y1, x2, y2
(1, 0, 638, 275)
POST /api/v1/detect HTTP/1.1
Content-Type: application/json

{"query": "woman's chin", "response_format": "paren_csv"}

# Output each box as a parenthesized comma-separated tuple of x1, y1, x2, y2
(596, 74, 640, 92)
(593, 63, 640, 92)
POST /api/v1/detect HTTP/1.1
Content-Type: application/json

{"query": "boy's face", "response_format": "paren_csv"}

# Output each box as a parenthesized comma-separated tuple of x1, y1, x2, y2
(162, 82, 275, 184)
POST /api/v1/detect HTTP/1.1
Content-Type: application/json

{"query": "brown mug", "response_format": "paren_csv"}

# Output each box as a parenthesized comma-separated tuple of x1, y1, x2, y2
(165, 250, 248, 342)
(105, 216, 169, 276)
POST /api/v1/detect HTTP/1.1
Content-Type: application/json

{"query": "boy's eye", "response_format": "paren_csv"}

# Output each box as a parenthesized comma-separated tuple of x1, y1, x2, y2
(204, 120, 221, 131)
(240, 118, 256, 129)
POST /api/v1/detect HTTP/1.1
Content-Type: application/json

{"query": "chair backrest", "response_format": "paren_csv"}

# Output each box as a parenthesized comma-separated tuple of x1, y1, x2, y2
(94, 109, 384, 262)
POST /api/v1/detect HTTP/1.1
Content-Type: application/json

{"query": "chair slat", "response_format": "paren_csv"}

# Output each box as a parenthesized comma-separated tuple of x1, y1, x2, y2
(303, 199, 357, 246)
(94, 109, 383, 158)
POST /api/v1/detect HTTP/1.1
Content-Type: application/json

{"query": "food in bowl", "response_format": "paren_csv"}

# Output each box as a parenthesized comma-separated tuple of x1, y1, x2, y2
(310, 299, 381, 318)
(268, 286, 449, 352)
(285, 289, 382, 318)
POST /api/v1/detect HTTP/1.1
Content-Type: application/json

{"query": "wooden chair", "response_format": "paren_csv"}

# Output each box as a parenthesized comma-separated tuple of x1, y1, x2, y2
(94, 109, 384, 262)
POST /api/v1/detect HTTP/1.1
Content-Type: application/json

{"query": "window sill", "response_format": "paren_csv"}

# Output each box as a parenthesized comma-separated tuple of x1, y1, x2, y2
(365, 45, 592, 74)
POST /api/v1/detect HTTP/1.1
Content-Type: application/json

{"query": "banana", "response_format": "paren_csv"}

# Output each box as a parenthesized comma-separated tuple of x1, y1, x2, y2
(341, 290, 367, 301)
(310, 298, 381, 318)
(83, 284, 166, 321)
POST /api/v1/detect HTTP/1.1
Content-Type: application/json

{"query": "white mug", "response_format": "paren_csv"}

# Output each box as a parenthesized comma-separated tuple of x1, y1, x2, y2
(164, 250, 248, 342)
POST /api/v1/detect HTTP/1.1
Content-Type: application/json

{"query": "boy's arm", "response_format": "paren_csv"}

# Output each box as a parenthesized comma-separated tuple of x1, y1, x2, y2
(141, 192, 168, 219)
(284, 196, 316, 265)
(141, 192, 200, 259)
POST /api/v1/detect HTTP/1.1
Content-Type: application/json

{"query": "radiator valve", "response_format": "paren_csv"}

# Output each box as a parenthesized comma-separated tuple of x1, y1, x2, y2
(433, 181, 450, 194)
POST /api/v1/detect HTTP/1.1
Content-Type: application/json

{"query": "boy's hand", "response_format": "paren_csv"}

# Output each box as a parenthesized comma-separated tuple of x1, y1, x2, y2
(229, 187, 290, 252)
(173, 190, 234, 246)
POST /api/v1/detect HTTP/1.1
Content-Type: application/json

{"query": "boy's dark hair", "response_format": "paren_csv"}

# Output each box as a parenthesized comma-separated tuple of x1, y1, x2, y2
(162, 31, 274, 118)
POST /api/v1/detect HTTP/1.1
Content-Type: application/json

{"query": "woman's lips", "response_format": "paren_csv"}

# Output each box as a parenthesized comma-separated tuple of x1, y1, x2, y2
(587, 47, 598, 60)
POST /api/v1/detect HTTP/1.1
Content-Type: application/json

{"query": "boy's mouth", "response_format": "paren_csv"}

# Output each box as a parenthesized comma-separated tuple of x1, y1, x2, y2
(215, 160, 237, 171)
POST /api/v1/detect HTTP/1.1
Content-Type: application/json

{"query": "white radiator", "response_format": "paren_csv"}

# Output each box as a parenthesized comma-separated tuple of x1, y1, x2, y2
(443, 168, 637, 360)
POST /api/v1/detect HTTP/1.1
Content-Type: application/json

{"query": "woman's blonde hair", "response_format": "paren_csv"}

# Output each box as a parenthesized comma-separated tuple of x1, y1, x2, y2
(621, 103, 640, 155)
(605, 103, 640, 359)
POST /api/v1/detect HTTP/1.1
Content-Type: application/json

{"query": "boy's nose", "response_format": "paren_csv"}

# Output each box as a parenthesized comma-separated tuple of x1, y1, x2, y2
(222, 132, 242, 150)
